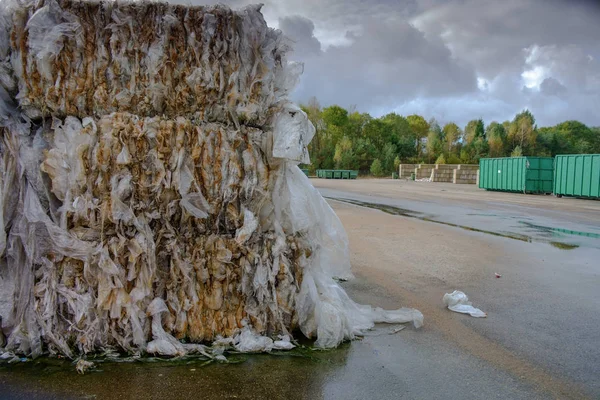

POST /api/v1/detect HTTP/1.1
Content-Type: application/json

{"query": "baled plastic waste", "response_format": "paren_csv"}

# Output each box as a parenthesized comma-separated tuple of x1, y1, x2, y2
(0, 0, 422, 359)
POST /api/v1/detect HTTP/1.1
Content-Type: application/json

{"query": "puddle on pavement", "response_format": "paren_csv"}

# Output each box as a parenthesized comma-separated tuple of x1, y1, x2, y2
(325, 197, 421, 218)
(0, 341, 352, 400)
(519, 221, 600, 239)
(328, 197, 586, 250)
(549, 242, 579, 250)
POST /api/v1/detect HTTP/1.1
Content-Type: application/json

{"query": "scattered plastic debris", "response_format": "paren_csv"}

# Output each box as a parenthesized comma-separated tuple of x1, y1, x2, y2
(495, 273, 502, 278)
(443, 291, 487, 318)
(389, 326, 406, 335)
(75, 359, 95, 375)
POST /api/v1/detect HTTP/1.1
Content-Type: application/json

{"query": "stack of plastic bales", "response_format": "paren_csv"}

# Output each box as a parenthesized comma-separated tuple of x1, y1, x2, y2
(0, 0, 422, 359)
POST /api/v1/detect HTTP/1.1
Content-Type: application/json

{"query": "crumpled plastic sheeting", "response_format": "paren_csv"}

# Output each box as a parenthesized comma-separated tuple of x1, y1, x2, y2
(443, 290, 487, 318)
(0, 0, 422, 359)
(0, 0, 292, 123)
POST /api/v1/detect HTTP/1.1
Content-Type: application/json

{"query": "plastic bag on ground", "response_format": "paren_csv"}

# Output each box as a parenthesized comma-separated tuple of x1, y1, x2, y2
(443, 290, 487, 317)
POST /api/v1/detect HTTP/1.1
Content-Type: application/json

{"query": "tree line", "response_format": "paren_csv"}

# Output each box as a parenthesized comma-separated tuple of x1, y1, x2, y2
(299, 98, 600, 176)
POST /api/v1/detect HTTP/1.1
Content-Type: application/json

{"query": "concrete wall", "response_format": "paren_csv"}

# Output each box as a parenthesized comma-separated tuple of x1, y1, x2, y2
(435, 164, 460, 170)
(415, 164, 435, 179)
(453, 168, 478, 184)
(431, 169, 454, 182)
(430, 164, 480, 183)
(399, 164, 416, 178)
(399, 163, 479, 183)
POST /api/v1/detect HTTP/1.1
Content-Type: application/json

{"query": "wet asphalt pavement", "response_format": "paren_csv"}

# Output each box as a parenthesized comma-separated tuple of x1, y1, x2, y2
(1, 179, 599, 399)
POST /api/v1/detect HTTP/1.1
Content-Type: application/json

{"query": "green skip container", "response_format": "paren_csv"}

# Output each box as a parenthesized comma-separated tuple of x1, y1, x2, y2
(479, 157, 554, 194)
(554, 154, 600, 199)
(314, 169, 358, 179)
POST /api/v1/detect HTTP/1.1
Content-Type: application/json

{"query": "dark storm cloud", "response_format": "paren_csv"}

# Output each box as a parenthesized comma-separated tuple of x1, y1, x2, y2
(182, 0, 600, 127)
(540, 78, 567, 96)
(285, 15, 477, 111)
(278, 16, 322, 56)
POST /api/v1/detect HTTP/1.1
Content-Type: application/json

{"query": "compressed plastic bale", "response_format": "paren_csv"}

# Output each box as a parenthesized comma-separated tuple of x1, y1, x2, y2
(1, 0, 292, 123)
(34, 113, 305, 354)
(0, 0, 422, 360)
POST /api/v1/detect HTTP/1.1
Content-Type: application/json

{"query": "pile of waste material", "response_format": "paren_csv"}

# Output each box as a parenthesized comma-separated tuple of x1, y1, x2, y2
(0, 0, 422, 359)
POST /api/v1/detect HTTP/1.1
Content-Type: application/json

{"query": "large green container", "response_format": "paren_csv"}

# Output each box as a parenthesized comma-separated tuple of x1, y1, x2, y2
(315, 169, 358, 179)
(554, 154, 600, 198)
(479, 157, 554, 194)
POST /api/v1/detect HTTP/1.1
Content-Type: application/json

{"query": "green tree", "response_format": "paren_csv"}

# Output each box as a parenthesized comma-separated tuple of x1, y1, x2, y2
(347, 112, 372, 140)
(370, 159, 383, 177)
(486, 122, 507, 157)
(536, 127, 571, 156)
(508, 110, 536, 154)
(459, 148, 469, 163)
(435, 154, 446, 164)
(511, 145, 523, 157)
(407, 114, 430, 156)
(381, 113, 416, 160)
(426, 129, 443, 163)
(381, 142, 397, 174)
(464, 118, 485, 145)
(470, 137, 489, 163)
(353, 137, 378, 172)
(321, 105, 349, 128)
(554, 120, 598, 153)
(301, 98, 324, 170)
(428, 118, 442, 137)
(443, 122, 461, 155)
(301, 98, 599, 173)
(363, 119, 388, 150)
(333, 136, 354, 169)
(447, 154, 461, 164)
(393, 156, 401, 171)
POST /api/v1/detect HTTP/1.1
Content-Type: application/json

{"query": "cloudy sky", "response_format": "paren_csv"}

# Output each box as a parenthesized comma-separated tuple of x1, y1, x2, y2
(202, 0, 600, 127)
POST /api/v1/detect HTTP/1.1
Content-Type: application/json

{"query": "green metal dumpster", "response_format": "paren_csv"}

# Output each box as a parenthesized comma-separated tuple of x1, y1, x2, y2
(479, 157, 554, 194)
(554, 154, 600, 198)
(316, 169, 358, 179)
(300, 168, 310, 177)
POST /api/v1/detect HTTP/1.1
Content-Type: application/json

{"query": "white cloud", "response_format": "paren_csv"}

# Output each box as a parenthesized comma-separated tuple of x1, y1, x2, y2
(521, 65, 547, 89)
(477, 77, 489, 91)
